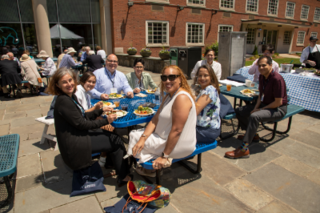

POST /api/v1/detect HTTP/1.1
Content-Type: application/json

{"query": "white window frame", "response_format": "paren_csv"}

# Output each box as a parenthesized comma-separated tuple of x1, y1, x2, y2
(296, 31, 306, 46)
(186, 22, 205, 46)
(219, 0, 235, 11)
(218, 24, 233, 41)
(267, 0, 279, 16)
(186, 0, 206, 7)
(300, 5, 310, 21)
(285, 2, 295, 19)
(314, 7, 320, 22)
(311, 32, 318, 39)
(283, 31, 291, 45)
(145, 20, 170, 47)
(145, 0, 170, 3)
(246, 0, 259, 14)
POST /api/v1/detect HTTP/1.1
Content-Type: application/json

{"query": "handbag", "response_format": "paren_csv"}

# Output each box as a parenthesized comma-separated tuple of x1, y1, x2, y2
(123, 180, 171, 213)
(26, 61, 43, 83)
(70, 161, 106, 197)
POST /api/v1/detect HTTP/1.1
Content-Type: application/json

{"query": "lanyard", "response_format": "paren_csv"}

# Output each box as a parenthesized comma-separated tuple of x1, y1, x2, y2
(309, 45, 320, 54)
(72, 98, 85, 117)
(105, 68, 116, 87)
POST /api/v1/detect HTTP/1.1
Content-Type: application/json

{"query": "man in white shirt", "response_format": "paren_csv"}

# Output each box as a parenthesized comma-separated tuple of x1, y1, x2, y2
(300, 36, 320, 69)
(190, 48, 221, 80)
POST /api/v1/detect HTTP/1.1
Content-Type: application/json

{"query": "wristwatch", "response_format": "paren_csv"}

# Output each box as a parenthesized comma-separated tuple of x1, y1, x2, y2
(141, 134, 147, 137)
(162, 152, 169, 158)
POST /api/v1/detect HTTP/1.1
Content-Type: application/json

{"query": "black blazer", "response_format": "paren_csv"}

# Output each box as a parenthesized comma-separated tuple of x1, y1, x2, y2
(0, 59, 21, 75)
(54, 94, 109, 170)
(83, 55, 104, 72)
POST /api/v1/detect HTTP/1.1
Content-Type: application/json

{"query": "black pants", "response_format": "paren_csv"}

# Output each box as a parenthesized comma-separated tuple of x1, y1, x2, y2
(89, 129, 129, 179)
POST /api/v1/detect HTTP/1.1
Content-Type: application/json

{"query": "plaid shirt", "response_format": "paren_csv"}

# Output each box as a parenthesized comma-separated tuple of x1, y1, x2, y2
(42, 57, 57, 76)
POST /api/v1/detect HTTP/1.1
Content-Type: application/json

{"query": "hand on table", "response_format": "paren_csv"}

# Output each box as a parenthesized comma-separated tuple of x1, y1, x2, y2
(132, 138, 145, 157)
(126, 91, 134, 98)
(251, 108, 261, 114)
(107, 113, 117, 123)
(100, 94, 109, 100)
(133, 88, 141, 94)
(308, 60, 316, 67)
(152, 157, 168, 170)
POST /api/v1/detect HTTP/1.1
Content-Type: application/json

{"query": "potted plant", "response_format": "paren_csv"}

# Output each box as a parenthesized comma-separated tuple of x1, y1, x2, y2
(140, 47, 152, 57)
(159, 47, 170, 60)
(127, 47, 137, 55)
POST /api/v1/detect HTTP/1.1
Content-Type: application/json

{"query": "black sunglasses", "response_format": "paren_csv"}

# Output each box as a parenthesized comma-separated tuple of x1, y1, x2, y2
(161, 75, 180, 82)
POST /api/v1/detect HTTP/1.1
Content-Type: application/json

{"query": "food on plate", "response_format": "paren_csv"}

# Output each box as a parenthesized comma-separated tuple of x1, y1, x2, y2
(146, 88, 157, 93)
(102, 101, 113, 106)
(219, 84, 222, 87)
(104, 110, 127, 117)
(241, 89, 255, 94)
(134, 105, 153, 115)
(109, 93, 123, 98)
(314, 70, 320, 76)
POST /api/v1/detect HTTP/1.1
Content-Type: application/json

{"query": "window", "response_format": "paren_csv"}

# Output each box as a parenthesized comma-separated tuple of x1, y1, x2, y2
(297, 31, 306, 45)
(220, 0, 234, 10)
(246, 0, 258, 13)
(285, 2, 295, 18)
(267, 0, 279, 16)
(146, 21, 169, 46)
(219, 25, 233, 32)
(246, 28, 255, 44)
(311, 32, 318, 38)
(314, 8, 320, 22)
(186, 23, 204, 44)
(188, 0, 205, 6)
(283, 31, 291, 45)
(300, 5, 310, 20)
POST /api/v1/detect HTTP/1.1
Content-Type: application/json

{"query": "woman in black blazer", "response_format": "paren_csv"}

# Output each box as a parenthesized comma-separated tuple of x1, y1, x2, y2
(49, 67, 132, 186)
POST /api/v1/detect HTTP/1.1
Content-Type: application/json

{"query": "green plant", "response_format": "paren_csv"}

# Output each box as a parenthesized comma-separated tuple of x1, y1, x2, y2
(254, 54, 259, 59)
(295, 52, 302, 56)
(252, 45, 258, 55)
(140, 47, 151, 53)
(159, 47, 170, 54)
(250, 56, 255, 60)
(127, 47, 137, 51)
(205, 41, 219, 57)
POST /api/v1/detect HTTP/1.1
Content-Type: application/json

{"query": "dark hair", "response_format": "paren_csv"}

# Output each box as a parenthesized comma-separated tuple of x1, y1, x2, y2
(79, 71, 96, 86)
(48, 67, 78, 95)
(258, 56, 273, 65)
(193, 65, 220, 95)
(204, 48, 215, 56)
(96, 46, 101, 51)
(133, 58, 145, 67)
(262, 44, 274, 53)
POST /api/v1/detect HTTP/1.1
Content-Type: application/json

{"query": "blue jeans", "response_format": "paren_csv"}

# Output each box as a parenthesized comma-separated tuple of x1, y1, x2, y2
(196, 126, 220, 143)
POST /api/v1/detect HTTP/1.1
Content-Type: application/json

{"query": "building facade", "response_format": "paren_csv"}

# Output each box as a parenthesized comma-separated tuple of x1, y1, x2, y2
(0, 0, 319, 58)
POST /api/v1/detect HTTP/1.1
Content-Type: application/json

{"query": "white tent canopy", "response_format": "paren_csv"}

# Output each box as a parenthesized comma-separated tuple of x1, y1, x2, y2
(50, 24, 83, 40)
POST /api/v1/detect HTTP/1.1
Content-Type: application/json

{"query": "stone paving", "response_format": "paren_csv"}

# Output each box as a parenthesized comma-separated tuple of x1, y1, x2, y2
(1, 65, 320, 213)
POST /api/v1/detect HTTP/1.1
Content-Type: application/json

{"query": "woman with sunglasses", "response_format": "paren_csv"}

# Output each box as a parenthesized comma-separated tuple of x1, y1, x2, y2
(128, 65, 197, 173)
(193, 65, 221, 143)
(126, 58, 157, 93)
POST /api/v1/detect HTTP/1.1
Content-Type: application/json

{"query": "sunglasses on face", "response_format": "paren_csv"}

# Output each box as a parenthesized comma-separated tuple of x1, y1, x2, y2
(161, 75, 180, 82)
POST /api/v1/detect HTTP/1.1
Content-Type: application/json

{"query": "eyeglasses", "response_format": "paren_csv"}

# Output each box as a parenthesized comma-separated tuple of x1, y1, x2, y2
(107, 59, 118, 63)
(160, 75, 180, 82)
(134, 66, 144, 69)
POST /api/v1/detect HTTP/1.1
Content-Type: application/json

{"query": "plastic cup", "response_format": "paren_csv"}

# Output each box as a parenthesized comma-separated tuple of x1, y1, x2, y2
(121, 104, 128, 111)
(250, 82, 255, 87)
(226, 84, 232, 91)
(114, 100, 120, 107)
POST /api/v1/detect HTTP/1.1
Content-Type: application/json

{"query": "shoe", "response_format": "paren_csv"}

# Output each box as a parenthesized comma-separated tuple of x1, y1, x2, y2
(16, 89, 22, 98)
(225, 147, 250, 159)
(117, 174, 133, 187)
(237, 134, 260, 142)
(135, 167, 156, 178)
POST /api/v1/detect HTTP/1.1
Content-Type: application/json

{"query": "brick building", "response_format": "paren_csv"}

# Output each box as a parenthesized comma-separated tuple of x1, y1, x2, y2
(111, 0, 320, 56)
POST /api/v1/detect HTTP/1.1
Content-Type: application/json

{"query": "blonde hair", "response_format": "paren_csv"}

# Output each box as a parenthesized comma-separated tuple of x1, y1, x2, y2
(160, 65, 195, 101)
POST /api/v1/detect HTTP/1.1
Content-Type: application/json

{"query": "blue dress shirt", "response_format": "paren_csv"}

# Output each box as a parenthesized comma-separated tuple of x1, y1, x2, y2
(90, 67, 133, 99)
(80, 52, 88, 62)
(58, 54, 80, 69)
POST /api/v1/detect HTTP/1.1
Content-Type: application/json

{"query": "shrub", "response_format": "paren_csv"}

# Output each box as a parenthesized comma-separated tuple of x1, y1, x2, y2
(252, 45, 258, 55)
(205, 41, 219, 57)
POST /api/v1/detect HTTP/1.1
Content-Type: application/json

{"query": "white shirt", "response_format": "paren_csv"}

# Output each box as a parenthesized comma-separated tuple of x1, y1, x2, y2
(191, 60, 222, 80)
(42, 57, 57, 76)
(97, 50, 106, 60)
(75, 85, 91, 111)
(300, 44, 320, 63)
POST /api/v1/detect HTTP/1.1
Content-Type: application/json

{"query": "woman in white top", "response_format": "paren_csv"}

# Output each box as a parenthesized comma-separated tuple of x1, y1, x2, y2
(191, 48, 222, 80)
(96, 46, 106, 60)
(128, 65, 197, 171)
(37, 50, 57, 76)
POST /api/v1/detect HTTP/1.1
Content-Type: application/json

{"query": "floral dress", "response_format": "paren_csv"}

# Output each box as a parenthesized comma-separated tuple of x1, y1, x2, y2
(196, 85, 221, 129)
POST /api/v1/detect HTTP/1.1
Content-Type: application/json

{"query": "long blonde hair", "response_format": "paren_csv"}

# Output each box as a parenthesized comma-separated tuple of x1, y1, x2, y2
(160, 65, 195, 101)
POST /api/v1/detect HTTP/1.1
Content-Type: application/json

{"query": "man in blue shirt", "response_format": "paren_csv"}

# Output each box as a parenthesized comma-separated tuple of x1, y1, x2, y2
(59, 47, 82, 69)
(90, 54, 134, 100)
(80, 46, 90, 62)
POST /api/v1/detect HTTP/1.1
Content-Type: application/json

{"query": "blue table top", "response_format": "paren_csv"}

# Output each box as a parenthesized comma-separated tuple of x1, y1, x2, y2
(220, 84, 259, 101)
(34, 57, 58, 63)
(91, 93, 159, 128)
(0, 134, 20, 177)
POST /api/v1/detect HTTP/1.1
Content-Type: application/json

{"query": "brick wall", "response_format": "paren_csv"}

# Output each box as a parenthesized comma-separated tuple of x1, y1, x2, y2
(111, 0, 320, 56)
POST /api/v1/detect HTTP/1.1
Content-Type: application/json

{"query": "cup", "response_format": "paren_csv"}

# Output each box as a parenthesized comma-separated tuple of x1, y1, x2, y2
(245, 79, 252, 87)
(250, 82, 255, 87)
(121, 104, 128, 111)
(114, 100, 120, 108)
(226, 84, 232, 91)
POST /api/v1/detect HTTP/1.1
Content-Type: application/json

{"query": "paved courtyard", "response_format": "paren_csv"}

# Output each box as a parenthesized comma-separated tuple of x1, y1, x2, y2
(1, 65, 320, 213)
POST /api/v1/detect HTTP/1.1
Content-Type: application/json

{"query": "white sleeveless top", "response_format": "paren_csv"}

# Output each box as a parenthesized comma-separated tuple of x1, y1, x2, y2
(127, 91, 197, 163)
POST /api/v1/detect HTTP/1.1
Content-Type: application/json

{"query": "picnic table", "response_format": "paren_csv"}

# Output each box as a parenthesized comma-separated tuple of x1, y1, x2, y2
(236, 66, 320, 112)
(220, 84, 259, 108)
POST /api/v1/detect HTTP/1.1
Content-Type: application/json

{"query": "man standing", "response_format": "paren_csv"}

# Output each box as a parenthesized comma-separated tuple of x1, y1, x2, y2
(224, 56, 287, 159)
(90, 54, 133, 100)
(58, 47, 82, 69)
(300, 36, 320, 69)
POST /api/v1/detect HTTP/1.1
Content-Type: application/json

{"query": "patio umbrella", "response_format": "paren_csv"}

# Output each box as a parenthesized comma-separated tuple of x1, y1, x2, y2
(50, 24, 83, 40)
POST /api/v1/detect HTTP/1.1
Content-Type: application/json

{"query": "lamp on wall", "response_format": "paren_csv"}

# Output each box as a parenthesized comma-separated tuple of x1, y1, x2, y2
(128, 2, 134, 8)
(177, 5, 184, 11)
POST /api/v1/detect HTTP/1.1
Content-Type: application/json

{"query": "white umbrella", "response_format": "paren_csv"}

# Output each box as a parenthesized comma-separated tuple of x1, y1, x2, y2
(50, 24, 83, 40)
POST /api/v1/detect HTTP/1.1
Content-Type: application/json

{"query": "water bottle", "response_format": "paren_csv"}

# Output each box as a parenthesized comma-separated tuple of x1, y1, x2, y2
(154, 89, 160, 105)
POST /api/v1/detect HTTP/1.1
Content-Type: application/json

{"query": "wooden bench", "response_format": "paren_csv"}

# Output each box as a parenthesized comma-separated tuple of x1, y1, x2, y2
(138, 140, 218, 185)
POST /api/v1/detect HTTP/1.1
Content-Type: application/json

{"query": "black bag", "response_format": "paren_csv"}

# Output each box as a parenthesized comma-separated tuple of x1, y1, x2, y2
(70, 161, 106, 197)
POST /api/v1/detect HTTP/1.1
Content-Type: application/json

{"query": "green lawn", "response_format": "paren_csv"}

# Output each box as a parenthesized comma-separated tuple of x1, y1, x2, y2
(245, 58, 301, 66)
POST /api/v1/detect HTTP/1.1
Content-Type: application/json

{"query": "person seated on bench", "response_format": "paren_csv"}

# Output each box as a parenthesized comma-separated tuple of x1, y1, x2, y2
(50, 67, 132, 187)
(20, 54, 43, 95)
(193, 64, 221, 143)
(225, 56, 287, 159)
(128, 65, 197, 175)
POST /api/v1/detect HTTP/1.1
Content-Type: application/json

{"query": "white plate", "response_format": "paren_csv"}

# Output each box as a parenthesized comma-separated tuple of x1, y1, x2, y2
(104, 110, 128, 119)
(95, 102, 116, 108)
(146, 90, 156, 94)
(108, 95, 124, 99)
(133, 108, 155, 117)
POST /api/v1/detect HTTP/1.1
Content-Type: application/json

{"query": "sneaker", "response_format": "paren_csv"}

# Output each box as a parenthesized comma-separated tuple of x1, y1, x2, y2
(237, 133, 259, 142)
(135, 167, 163, 178)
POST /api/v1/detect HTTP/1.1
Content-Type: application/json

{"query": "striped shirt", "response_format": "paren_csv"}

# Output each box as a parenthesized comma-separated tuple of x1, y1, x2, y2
(42, 57, 57, 76)
(58, 54, 81, 69)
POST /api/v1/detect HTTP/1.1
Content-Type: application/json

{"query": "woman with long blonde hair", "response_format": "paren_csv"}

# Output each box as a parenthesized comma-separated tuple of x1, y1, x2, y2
(127, 65, 197, 177)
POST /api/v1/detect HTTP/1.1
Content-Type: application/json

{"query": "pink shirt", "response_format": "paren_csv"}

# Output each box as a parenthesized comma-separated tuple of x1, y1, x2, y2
(248, 59, 279, 82)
